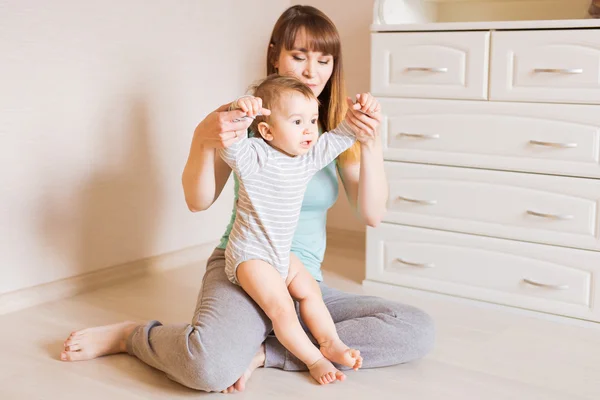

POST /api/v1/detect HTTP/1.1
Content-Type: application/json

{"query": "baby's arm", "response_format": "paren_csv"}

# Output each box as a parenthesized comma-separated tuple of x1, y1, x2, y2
(218, 97, 269, 178)
(307, 119, 357, 171)
(307, 93, 380, 170)
(217, 135, 262, 179)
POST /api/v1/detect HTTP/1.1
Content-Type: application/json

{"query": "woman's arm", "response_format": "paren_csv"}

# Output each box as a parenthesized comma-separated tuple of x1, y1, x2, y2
(337, 137, 388, 227)
(337, 96, 388, 227)
(182, 103, 253, 212)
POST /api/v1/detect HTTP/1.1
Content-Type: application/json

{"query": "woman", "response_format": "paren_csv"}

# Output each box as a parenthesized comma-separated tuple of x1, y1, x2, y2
(60, 5, 435, 393)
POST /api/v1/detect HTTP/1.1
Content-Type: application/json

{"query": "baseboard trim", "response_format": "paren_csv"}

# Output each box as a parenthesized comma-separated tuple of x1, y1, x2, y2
(0, 241, 219, 316)
(2, 229, 364, 316)
(326, 227, 366, 253)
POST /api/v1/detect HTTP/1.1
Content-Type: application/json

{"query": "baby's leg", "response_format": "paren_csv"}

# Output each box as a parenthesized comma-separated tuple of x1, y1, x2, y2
(236, 260, 343, 385)
(287, 255, 363, 371)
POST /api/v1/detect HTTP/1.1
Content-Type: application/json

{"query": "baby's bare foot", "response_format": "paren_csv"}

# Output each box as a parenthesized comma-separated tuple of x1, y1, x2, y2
(222, 344, 266, 394)
(320, 338, 363, 371)
(308, 358, 346, 385)
(61, 321, 139, 362)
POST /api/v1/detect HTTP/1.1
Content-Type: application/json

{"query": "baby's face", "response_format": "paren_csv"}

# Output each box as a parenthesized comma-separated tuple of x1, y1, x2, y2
(267, 92, 319, 156)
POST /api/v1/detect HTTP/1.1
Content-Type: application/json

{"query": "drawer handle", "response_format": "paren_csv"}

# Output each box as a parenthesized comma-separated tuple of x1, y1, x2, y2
(533, 68, 583, 74)
(397, 133, 440, 139)
(406, 67, 448, 73)
(397, 196, 437, 205)
(523, 278, 569, 290)
(529, 140, 578, 149)
(526, 210, 574, 220)
(396, 258, 435, 268)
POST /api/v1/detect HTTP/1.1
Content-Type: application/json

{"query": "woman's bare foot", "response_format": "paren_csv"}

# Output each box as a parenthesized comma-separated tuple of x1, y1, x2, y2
(61, 321, 139, 362)
(308, 358, 346, 385)
(320, 338, 362, 371)
(222, 344, 266, 394)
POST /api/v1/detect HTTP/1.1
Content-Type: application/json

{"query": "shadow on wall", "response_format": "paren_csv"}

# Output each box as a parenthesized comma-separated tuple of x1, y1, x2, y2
(40, 91, 163, 289)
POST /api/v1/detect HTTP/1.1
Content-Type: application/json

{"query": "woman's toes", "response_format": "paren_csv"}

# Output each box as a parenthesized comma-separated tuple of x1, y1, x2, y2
(61, 350, 89, 362)
(234, 378, 246, 392)
(65, 344, 81, 352)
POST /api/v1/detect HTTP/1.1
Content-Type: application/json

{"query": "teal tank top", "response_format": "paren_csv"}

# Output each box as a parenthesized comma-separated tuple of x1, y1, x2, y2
(217, 161, 339, 281)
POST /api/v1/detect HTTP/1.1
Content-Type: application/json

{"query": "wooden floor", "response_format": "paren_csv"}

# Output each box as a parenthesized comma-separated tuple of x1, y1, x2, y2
(2, 243, 599, 399)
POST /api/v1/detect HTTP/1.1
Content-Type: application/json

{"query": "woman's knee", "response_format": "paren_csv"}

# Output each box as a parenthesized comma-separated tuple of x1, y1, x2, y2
(171, 329, 263, 392)
(390, 303, 436, 362)
(174, 353, 246, 392)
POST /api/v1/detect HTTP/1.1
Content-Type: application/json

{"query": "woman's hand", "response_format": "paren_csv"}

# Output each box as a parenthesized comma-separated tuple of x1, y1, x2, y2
(344, 93, 382, 146)
(194, 101, 270, 149)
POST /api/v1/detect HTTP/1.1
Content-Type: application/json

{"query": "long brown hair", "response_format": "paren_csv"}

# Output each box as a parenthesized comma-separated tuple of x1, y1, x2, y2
(266, 5, 360, 165)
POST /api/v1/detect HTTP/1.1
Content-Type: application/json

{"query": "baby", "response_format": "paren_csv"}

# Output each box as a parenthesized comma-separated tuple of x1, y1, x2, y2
(218, 74, 379, 385)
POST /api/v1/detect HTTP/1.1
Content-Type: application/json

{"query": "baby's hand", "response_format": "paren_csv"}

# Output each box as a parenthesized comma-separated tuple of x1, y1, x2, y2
(344, 93, 382, 145)
(235, 96, 269, 119)
(351, 92, 381, 116)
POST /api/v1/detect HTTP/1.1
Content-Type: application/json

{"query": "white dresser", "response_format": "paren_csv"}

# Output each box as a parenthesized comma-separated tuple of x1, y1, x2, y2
(365, 1, 600, 323)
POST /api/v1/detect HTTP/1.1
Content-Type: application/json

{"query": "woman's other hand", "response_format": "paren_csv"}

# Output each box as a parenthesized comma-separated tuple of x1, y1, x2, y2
(344, 93, 382, 146)
(194, 101, 270, 149)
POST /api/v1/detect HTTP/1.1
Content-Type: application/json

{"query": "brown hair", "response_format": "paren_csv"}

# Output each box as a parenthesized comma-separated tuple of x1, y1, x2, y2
(248, 74, 318, 136)
(266, 5, 360, 164)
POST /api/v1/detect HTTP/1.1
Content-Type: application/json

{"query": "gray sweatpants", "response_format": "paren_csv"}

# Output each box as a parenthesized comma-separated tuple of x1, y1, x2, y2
(126, 248, 435, 392)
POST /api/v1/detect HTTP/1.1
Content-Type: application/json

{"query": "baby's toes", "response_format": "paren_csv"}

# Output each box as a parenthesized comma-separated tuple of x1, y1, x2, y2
(320, 372, 332, 385)
(354, 356, 363, 370)
(347, 349, 360, 363)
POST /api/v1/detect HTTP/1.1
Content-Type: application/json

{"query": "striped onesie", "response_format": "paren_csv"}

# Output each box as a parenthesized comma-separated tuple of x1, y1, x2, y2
(218, 120, 356, 285)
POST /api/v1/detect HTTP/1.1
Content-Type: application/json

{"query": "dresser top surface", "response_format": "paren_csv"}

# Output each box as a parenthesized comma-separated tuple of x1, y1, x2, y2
(371, 18, 600, 32)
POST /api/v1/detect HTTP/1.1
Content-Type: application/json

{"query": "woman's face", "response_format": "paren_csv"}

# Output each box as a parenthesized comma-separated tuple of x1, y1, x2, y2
(273, 29, 334, 97)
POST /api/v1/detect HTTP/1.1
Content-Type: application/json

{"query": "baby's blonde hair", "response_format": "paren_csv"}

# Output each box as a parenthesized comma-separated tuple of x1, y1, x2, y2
(249, 74, 319, 137)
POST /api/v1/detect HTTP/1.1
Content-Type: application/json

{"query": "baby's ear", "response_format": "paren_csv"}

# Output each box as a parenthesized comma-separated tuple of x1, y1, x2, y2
(257, 122, 274, 141)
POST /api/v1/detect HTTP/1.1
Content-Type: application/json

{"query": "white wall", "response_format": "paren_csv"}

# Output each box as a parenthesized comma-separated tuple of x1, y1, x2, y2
(301, 0, 375, 233)
(0, 0, 290, 295)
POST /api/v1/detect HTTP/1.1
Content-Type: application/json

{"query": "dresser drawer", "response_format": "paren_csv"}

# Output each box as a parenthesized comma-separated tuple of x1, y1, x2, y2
(371, 31, 490, 100)
(383, 162, 600, 251)
(380, 98, 600, 179)
(490, 29, 600, 105)
(366, 224, 600, 322)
